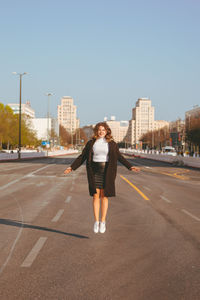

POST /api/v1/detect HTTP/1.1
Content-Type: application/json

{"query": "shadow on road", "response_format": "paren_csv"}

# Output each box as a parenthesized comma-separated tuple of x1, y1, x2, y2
(0, 218, 89, 239)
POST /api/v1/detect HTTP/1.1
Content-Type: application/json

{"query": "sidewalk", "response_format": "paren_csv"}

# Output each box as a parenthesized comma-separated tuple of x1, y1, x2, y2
(120, 149, 200, 169)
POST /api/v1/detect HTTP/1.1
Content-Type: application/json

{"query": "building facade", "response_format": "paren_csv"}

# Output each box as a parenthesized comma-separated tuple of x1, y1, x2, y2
(127, 98, 169, 147)
(127, 98, 154, 145)
(105, 116, 129, 143)
(57, 96, 79, 134)
(8, 101, 35, 118)
(31, 118, 59, 141)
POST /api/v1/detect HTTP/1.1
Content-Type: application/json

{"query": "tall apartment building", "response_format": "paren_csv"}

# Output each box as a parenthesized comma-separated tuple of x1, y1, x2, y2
(127, 98, 154, 145)
(8, 101, 35, 118)
(127, 98, 169, 146)
(57, 96, 79, 134)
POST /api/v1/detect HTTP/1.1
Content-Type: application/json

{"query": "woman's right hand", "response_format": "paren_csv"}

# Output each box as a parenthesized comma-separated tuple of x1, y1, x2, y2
(64, 167, 72, 174)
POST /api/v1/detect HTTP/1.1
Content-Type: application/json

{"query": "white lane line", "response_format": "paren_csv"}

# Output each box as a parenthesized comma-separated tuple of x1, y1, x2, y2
(0, 165, 50, 190)
(70, 186, 74, 192)
(144, 186, 151, 191)
(182, 209, 200, 222)
(26, 165, 51, 177)
(65, 196, 72, 203)
(51, 209, 64, 222)
(0, 194, 24, 275)
(145, 166, 153, 169)
(160, 195, 171, 203)
(21, 237, 47, 267)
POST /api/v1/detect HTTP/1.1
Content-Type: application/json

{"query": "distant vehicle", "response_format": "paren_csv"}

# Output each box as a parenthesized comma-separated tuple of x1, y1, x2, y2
(162, 146, 177, 156)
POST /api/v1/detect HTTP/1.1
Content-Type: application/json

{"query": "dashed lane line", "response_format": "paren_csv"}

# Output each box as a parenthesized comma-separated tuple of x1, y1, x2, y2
(51, 209, 64, 222)
(21, 237, 47, 267)
(144, 186, 151, 191)
(70, 186, 74, 192)
(65, 196, 72, 203)
(181, 209, 200, 222)
(0, 165, 51, 191)
(160, 195, 171, 203)
(120, 175, 149, 201)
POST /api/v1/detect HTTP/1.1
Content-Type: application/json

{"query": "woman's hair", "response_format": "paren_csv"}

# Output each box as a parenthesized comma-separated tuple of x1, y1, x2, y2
(92, 122, 113, 142)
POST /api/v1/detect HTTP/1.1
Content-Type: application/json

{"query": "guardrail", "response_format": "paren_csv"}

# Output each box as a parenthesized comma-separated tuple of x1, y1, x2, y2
(120, 149, 200, 169)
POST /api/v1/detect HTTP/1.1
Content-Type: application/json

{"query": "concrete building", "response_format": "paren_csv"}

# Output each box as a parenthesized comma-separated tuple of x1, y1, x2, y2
(185, 105, 200, 127)
(128, 98, 154, 145)
(31, 118, 59, 141)
(127, 98, 169, 147)
(8, 101, 35, 118)
(154, 120, 169, 130)
(57, 96, 79, 134)
(105, 116, 129, 143)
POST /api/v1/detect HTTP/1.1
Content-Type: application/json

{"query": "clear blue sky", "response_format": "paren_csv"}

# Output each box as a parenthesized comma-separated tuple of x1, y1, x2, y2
(0, 0, 200, 126)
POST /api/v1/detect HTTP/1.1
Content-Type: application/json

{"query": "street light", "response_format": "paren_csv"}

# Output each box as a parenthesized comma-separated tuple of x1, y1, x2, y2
(45, 92, 54, 155)
(12, 72, 28, 159)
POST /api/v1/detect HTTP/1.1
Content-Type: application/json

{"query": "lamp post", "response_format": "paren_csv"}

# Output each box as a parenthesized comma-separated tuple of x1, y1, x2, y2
(12, 72, 28, 159)
(46, 93, 53, 156)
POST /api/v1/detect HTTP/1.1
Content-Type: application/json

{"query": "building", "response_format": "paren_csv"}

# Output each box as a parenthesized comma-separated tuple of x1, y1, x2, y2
(57, 96, 79, 134)
(127, 98, 154, 145)
(31, 118, 59, 141)
(127, 98, 169, 147)
(8, 101, 35, 118)
(185, 105, 200, 129)
(105, 116, 129, 143)
(154, 120, 169, 130)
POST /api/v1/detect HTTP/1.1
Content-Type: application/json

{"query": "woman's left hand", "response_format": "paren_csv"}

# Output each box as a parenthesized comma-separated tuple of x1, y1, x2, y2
(130, 166, 140, 172)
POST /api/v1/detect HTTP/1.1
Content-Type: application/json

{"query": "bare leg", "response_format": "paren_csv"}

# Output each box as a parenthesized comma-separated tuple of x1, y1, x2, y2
(100, 189, 108, 222)
(93, 188, 100, 222)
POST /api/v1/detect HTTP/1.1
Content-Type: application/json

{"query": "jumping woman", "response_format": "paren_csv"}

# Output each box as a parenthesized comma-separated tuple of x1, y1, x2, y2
(64, 122, 140, 233)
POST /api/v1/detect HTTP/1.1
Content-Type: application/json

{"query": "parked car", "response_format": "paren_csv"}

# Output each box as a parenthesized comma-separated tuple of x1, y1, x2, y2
(162, 146, 177, 156)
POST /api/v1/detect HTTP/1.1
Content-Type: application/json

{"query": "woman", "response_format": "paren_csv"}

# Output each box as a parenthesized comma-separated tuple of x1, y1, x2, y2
(64, 122, 140, 234)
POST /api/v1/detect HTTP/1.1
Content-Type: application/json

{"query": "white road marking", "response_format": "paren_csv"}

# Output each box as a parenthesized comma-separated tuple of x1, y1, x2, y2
(26, 165, 51, 177)
(0, 165, 50, 190)
(70, 185, 74, 191)
(65, 196, 72, 203)
(21, 237, 47, 267)
(145, 166, 153, 169)
(144, 186, 151, 191)
(0, 194, 24, 275)
(51, 209, 64, 222)
(160, 195, 171, 203)
(182, 209, 200, 222)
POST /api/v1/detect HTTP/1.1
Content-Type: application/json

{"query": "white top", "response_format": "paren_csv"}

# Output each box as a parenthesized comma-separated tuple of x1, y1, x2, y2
(93, 138, 109, 162)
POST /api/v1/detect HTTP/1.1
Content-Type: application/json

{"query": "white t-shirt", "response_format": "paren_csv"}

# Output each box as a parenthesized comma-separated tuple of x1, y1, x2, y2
(93, 138, 109, 162)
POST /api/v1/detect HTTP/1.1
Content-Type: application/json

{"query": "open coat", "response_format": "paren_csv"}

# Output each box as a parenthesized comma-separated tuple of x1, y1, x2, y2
(71, 139, 133, 197)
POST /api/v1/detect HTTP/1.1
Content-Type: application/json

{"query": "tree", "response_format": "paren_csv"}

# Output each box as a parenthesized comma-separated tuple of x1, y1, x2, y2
(59, 125, 71, 146)
(0, 103, 40, 149)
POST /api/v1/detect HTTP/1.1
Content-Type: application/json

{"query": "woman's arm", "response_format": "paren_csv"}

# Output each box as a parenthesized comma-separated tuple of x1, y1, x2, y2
(64, 141, 90, 174)
(116, 144, 140, 172)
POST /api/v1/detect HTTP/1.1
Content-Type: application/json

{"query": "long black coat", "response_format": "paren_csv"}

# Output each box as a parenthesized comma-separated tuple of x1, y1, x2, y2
(71, 139, 133, 197)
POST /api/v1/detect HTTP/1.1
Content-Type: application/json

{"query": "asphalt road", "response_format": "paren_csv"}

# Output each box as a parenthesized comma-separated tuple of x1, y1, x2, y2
(0, 154, 200, 300)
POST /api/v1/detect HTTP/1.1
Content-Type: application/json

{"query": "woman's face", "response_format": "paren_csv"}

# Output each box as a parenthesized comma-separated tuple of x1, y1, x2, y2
(97, 126, 107, 138)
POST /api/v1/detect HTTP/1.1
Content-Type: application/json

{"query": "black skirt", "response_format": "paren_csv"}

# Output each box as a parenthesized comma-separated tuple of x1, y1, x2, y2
(91, 162, 108, 189)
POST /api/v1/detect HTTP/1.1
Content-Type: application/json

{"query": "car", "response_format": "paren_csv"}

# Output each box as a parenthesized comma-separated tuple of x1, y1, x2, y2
(162, 146, 177, 156)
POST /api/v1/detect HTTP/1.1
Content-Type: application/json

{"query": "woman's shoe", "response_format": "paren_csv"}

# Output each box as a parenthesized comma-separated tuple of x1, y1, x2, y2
(99, 221, 106, 233)
(93, 221, 100, 233)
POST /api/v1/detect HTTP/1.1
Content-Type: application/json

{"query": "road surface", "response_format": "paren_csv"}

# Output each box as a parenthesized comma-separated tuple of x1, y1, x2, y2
(0, 155, 200, 300)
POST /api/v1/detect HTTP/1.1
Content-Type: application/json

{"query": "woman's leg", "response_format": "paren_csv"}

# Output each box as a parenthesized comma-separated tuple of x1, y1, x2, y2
(93, 188, 101, 221)
(100, 189, 108, 222)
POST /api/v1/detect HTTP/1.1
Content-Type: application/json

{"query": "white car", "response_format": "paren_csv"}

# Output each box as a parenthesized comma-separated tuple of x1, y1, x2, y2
(162, 146, 177, 156)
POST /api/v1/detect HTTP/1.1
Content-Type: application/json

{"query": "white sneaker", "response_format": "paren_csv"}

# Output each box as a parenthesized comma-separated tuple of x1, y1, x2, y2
(93, 221, 99, 233)
(99, 221, 106, 233)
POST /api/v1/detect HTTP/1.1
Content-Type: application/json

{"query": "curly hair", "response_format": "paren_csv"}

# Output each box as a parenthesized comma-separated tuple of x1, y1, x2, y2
(92, 122, 113, 142)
